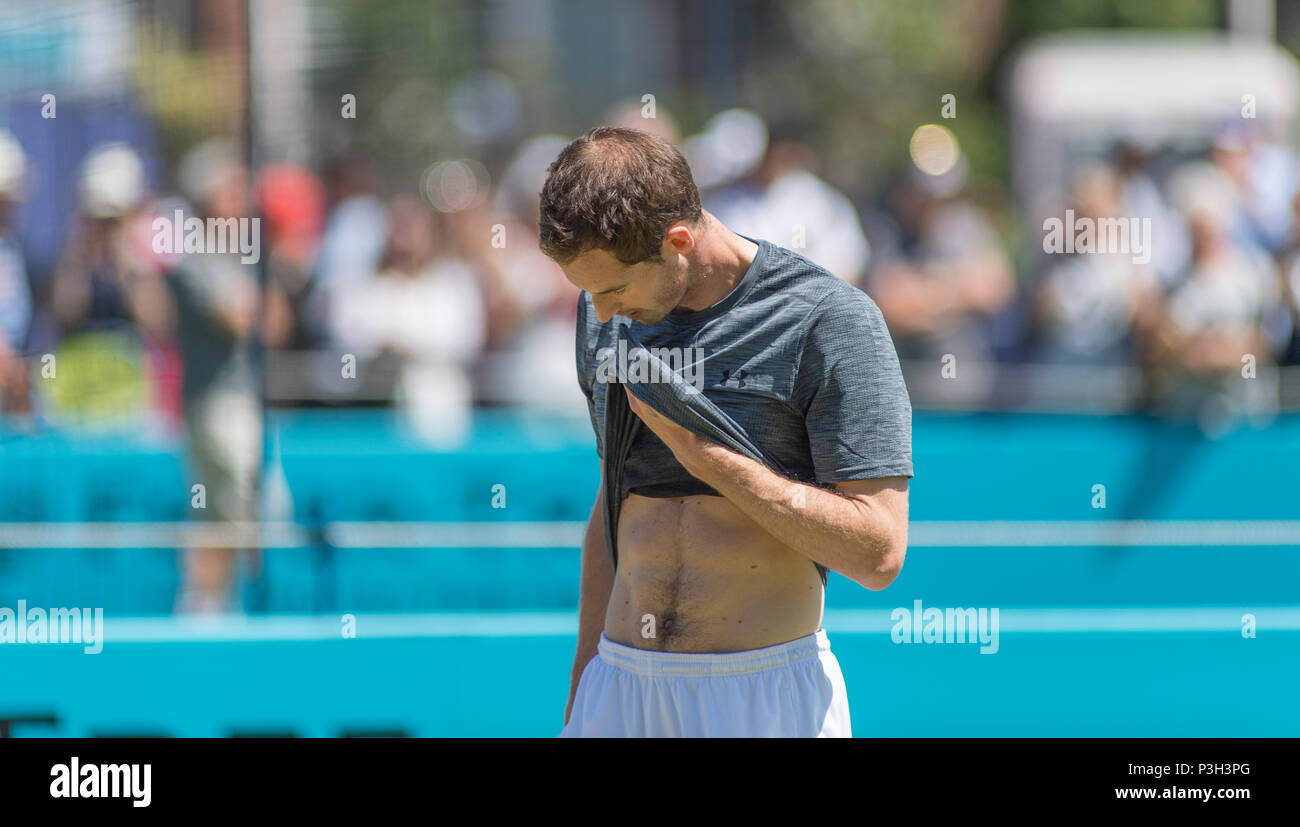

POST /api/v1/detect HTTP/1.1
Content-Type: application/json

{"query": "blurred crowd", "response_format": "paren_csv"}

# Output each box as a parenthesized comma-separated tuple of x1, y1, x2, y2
(865, 122, 1300, 429)
(2, 104, 1300, 450)
(1017, 124, 1299, 429)
(2, 102, 1300, 612)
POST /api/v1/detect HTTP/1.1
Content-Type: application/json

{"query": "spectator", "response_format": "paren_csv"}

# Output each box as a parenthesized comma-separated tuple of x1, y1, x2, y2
(168, 138, 262, 614)
(1031, 163, 1161, 366)
(48, 143, 177, 427)
(1113, 141, 1190, 290)
(1148, 162, 1291, 433)
(0, 130, 32, 415)
(1279, 190, 1300, 366)
(306, 155, 389, 348)
(469, 133, 585, 414)
(329, 194, 487, 445)
(706, 119, 870, 287)
(1209, 121, 1299, 256)
(51, 144, 172, 340)
(869, 160, 1014, 404)
(257, 163, 325, 349)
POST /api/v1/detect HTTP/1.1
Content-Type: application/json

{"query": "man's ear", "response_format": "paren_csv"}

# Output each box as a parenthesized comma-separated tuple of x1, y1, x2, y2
(664, 223, 695, 256)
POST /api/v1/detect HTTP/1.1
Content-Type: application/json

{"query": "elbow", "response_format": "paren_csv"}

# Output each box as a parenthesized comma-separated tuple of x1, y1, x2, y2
(857, 532, 907, 591)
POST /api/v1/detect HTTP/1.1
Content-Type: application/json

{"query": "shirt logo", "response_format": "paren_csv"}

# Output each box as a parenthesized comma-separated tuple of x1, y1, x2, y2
(720, 369, 748, 388)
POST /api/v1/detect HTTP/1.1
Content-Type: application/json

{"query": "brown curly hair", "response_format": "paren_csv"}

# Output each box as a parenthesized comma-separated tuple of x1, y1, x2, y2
(538, 126, 702, 266)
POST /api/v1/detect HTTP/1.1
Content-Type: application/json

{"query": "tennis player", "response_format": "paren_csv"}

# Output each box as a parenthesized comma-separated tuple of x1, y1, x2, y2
(541, 126, 913, 737)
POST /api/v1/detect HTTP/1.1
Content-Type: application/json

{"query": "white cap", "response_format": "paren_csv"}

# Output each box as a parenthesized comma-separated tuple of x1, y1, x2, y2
(80, 142, 146, 217)
(684, 108, 768, 189)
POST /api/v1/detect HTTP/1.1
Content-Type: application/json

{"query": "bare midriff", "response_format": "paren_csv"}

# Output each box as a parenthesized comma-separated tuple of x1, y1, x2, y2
(603, 492, 825, 653)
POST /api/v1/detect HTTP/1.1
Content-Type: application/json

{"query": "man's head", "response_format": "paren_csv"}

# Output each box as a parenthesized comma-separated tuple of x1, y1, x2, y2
(539, 126, 704, 324)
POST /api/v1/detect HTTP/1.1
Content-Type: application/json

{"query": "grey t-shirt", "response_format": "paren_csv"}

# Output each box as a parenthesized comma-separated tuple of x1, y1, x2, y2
(576, 235, 914, 502)
(169, 251, 258, 407)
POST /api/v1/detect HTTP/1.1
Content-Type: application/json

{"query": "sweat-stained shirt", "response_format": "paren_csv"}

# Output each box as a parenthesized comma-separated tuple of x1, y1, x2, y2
(575, 234, 914, 586)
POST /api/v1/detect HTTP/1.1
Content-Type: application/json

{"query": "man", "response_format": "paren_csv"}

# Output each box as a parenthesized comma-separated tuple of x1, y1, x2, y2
(706, 119, 872, 288)
(541, 126, 913, 737)
(168, 139, 262, 614)
(0, 129, 32, 415)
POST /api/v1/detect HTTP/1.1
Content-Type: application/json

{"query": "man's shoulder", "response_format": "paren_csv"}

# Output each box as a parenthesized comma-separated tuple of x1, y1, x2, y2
(756, 239, 883, 324)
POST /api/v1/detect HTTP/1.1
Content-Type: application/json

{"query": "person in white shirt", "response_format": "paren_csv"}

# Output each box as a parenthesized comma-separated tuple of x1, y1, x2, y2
(705, 124, 870, 287)
(329, 195, 487, 446)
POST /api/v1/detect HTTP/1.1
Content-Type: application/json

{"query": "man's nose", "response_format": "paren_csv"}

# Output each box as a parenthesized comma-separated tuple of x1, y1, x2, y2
(592, 295, 616, 323)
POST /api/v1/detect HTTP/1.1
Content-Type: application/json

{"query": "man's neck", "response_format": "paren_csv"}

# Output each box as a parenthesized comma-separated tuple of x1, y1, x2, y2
(675, 215, 760, 313)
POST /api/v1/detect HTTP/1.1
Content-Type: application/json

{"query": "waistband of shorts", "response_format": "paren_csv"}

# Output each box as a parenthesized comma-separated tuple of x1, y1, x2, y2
(596, 629, 830, 678)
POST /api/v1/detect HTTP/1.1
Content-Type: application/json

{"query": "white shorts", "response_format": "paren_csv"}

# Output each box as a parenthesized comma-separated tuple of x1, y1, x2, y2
(558, 628, 852, 737)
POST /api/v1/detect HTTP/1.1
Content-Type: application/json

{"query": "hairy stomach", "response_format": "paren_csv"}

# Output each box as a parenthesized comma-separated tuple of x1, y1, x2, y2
(604, 493, 824, 653)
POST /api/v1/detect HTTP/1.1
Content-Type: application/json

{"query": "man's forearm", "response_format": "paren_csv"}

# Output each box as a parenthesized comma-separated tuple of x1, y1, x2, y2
(566, 491, 614, 724)
(693, 448, 902, 589)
